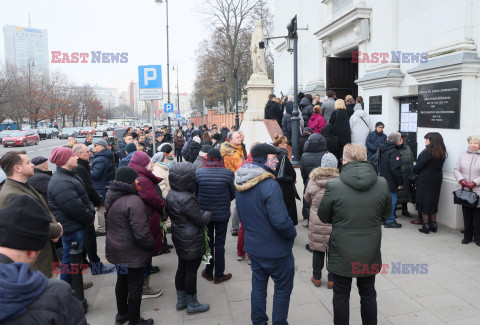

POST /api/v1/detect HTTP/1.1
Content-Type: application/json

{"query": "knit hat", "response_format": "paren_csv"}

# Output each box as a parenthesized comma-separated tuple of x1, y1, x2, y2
(251, 143, 281, 160)
(102, 132, 108, 138)
(321, 153, 338, 169)
(160, 143, 172, 154)
(375, 122, 385, 128)
(199, 145, 212, 157)
(93, 138, 108, 148)
(191, 130, 201, 138)
(207, 148, 222, 162)
(115, 166, 138, 184)
(31, 156, 48, 166)
(151, 152, 166, 164)
(49, 147, 74, 167)
(212, 133, 222, 141)
(125, 143, 137, 153)
(0, 195, 51, 251)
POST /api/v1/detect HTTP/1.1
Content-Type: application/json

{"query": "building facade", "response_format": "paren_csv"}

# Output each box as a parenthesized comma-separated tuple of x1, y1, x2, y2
(273, 0, 480, 228)
(92, 86, 118, 110)
(3, 25, 49, 74)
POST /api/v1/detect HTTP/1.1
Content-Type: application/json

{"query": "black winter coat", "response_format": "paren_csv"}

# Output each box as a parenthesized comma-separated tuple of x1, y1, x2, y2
(195, 162, 235, 222)
(366, 131, 387, 161)
(75, 158, 103, 207)
(299, 97, 313, 125)
(299, 132, 310, 159)
(413, 149, 445, 214)
(187, 140, 202, 163)
(275, 149, 299, 225)
(346, 103, 355, 118)
(282, 101, 294, 144)
(47, 167, 95, 235)
(329, 109, 351, 149)
(90, 148, 114, 198)
(264, 100, 283, 127)
(166, 163, 212, 261)
(105, 181, 154, 268)
(321, 124, 341, 160)
(220, 127, 230, 142)
(378, 142, 404, 193)
(26, 168, 52, 203)
(300, 133, 329, 183)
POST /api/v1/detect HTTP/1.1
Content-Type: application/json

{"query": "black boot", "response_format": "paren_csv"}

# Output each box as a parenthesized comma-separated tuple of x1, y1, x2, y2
(429, 222, 437, 233)
(419, 223, 429, 234)
(402, 207, 412, 218)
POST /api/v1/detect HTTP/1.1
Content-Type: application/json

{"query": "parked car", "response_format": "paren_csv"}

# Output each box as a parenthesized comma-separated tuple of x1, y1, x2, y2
(0, 130, 14, 143)
(2, 130, 39, 147)
(59, 127, 78, 139)
(46, 128, 59, 138)
(80, 127, 96, 136)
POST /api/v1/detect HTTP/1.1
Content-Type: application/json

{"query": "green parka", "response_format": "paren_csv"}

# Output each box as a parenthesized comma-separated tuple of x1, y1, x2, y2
(318, 161, 391, 278)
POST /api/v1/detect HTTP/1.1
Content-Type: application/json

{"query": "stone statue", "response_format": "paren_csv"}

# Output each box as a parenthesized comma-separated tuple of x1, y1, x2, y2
(250, 20, 268, 81)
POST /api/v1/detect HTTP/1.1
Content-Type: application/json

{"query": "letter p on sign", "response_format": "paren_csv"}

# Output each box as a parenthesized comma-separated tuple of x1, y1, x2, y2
(138, 65, 162, 89)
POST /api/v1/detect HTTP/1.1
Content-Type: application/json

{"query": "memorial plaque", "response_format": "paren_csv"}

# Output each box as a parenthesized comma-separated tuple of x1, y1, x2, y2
(369, 95, 382, 115)
(418, 80, 461, 129)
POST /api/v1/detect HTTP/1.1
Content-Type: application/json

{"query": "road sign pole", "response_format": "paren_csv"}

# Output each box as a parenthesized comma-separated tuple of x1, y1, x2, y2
(151, 100, 156, 155)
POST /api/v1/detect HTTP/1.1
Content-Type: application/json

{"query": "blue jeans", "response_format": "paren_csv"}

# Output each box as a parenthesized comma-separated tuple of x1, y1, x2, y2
(250, 254, 295, 325)
(204, 220, 229, 279)
(61, 229, 86, 285)
(386, 192, 397, 224)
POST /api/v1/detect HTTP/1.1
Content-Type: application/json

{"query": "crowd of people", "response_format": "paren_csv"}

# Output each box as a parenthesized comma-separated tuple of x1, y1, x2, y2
(0, 98, 479, 324)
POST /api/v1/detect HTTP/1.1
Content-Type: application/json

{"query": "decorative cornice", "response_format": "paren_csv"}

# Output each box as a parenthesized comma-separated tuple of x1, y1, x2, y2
(314, 7, 372, 41)
(355, 68, 405, 89)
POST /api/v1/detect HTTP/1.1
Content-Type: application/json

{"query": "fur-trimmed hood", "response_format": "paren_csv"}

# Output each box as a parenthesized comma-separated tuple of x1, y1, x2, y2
(220, 142, 241, 157)
(308, 167, 340, 181)
(235, 163, 275, 192)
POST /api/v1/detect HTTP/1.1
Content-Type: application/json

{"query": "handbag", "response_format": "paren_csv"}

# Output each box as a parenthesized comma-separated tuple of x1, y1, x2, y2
(277, 155, 293, 182)
(453, 187, 479, 207)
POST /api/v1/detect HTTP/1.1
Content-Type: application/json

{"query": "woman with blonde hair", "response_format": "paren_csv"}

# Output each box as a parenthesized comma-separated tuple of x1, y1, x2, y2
(345, 95, 355, 118)
(272, 134, 299, 225)
(329, 99, 351, 155)
(65, 139, 78, 148)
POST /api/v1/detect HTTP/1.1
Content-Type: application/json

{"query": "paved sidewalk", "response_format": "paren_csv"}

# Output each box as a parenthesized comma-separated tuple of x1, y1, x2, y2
(85, 172, 480, 324)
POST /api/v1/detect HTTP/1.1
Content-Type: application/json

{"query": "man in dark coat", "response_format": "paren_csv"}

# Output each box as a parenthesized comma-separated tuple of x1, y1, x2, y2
(235, 144, 297, 325)
(282, 101, 293, 144)
(264, 94, 283, 128)
(220, 124, 230, 142)
(299, 127, 313, 159)
(366, 122, 387, 161)
(26, 156, 52, 203)
(187, 133, 203, 163)
(0, 195, 87, 325)
(318, 143, 391, 325)
(299, 94, 314, 125)
(90, 139, 114, 236)
(378, 132, 404, 228)
(196, 149, 235, 284)
(118, 133, 134, 160)
(321, 124, 341, 160)
(73, 144, 115, 274)
(48, 147, 95, 286)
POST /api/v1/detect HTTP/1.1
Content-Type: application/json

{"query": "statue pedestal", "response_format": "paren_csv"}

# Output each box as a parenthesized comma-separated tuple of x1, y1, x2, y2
(240, 78, 278, 152)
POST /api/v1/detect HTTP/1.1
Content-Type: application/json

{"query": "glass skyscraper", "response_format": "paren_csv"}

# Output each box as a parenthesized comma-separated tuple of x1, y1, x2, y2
(3, 25, 49, 74)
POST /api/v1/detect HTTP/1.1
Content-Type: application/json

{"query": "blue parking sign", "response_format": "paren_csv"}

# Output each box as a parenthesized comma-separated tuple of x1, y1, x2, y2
(164, 103, 174, 113)
(176, 113, 181, 118)
(138, 65, 162, 89)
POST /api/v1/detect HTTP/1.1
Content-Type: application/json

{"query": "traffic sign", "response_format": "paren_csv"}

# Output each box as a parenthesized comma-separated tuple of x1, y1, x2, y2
(138, 65, 162, 100)
(164, 103, 174, 113)
(176, 113, 181, 118)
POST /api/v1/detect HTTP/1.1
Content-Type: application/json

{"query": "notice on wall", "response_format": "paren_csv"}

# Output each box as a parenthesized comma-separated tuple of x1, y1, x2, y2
(418, 80, 461, 129)
(369, 95, 382, 115)
(401, 103, 410, 113)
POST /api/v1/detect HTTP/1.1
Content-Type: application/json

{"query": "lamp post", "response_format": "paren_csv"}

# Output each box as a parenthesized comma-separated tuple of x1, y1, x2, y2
(155, 0, 172, 136)
(27, 58, 35, 126)
(233, 68, 239, 130)
(287, 15, 300, 165)
(173, 64, 180, 126)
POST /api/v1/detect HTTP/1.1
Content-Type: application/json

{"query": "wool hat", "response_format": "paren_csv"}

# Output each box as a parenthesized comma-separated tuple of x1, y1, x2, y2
(115, 166, 138, 184)
(125, 143, 137, 154)
(151, 152, 166, 164)
(321, 153, 338, 169)
(250, 143, 281, 160)
(31, 156, 48, 166)
(93, 138, 108, 148)
(375, 122, 385, 128)
(0, 195, 51, 251)
(199, 145, 212, 157)
(212, 133, 222, 141)
(191, 130, 201, 138)
(102, 132, 108, 137)
(207, 148, 222, 162)
(160, 143, 173, 154)
(49, 147, 74, 167)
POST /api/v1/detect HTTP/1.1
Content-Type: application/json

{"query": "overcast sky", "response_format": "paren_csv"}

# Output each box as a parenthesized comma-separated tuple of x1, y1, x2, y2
(0, 0, 218, 94)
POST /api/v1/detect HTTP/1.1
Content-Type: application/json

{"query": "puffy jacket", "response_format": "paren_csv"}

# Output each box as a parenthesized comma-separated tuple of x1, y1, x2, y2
(321, 97, 335, 123)
(321, 124, 341, 160)
(397, 143, 414, 203)
(299, 132, 311, 159)
(26, 168, 52, 203)
(299, 97, 313, 125)
(195, 162, 235, 222)
(318, 161, 391, 277)
(187, 140, 202, 163)
(378, 141, 404, 193)
(152, 162, 171, 198)
(304, 167, 339, 252)
(118, 151, 135, 168)
(308, 113, 326, 134)
(349, 109, 372, 145)
(128, 151, 165, 256)
(74, 158, 103, 207)
(300, 133, 328, 183)
(166, 163, 212, 261)
(0, 258, 87, 325)
(47, 167, 95, 235)
(90, 148, 114, 198)
(329, 109, 351, 148)
(220, 142, 244, 172)
(264, 100, 283, 127)
(235, 163, 297, 258)
(366, 131, 387, 161)
(454, 148, 480, 207)
(282, 102, 293, 144)
(105, 181, 154, 268)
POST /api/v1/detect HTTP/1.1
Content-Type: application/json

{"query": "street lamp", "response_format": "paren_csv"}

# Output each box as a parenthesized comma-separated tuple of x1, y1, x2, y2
(27, 58, 35, 126)
(155, 0, 172, 137)
(233, 68, 239, 130)
(172, 64, 180, 126)
(287, 15, 300, 164)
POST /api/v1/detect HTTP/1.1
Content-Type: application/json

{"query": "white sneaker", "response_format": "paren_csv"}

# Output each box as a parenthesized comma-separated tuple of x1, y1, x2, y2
(237, 255, 245, 261)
